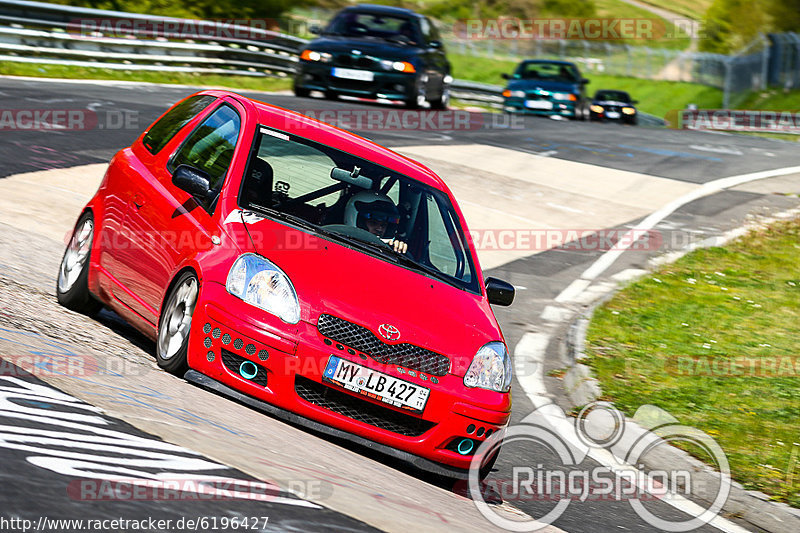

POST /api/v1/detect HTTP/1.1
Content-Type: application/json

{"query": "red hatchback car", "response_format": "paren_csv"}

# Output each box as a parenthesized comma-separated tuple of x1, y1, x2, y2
(57, 90, 515, 479)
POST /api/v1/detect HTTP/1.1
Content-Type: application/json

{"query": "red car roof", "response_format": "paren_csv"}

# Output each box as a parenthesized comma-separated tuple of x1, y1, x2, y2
(201, 90, 448, 191)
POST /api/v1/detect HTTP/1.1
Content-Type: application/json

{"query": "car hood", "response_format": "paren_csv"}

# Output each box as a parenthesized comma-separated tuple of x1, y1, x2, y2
(507, 79, 580, 94)
(594, 99, 634, 107)
(237, 213, 500, 376)
(305, 35, 420, 62)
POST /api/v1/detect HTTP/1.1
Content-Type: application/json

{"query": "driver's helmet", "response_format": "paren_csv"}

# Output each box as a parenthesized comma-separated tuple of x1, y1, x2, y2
(344, 191, 400, 237)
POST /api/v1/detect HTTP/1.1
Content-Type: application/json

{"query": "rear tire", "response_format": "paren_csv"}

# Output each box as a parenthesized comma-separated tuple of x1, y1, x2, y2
(156, 271, 198, 375)
(56, 212, 102, 314)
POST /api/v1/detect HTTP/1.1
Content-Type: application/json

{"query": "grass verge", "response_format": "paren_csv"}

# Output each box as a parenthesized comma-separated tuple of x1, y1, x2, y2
(585, 216, 800, 506)
(0, 62, 292, 93)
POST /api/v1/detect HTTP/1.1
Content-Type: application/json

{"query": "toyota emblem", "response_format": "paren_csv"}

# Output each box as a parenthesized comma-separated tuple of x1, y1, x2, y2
(378, 324, 400, 341)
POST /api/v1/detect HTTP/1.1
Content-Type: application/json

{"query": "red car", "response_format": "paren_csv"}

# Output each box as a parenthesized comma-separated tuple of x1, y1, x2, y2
(57, 90, 515, 479)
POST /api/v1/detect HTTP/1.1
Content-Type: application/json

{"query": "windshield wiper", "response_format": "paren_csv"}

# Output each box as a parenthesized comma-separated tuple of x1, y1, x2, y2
(245, 205, 321, 234)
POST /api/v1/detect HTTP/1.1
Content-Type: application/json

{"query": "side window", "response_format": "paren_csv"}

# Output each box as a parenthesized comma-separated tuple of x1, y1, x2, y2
(427, 18, 441, 42)
(419, 17, 431, 41)
(142, 95, 215, 155)
(170, 104, 241, 192)
(425, 193, 458, 276)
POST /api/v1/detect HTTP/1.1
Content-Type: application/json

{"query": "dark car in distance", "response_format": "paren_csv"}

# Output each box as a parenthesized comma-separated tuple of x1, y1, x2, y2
(589, 90, 638, 125)
(501, 60, 590, 119)
(294, 4, 451, 109)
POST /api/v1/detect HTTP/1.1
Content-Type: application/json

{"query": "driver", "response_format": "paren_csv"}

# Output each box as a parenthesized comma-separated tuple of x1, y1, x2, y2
(344, 191, 408, 254)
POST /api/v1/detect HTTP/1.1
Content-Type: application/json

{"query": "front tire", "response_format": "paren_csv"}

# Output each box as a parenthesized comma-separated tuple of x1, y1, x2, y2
(407, 76, 428, 109)
(57, 212, 102, 314)
(156, 271, 199, 375)
(293, 85, 311, 98)
(430, 80, 450, 110)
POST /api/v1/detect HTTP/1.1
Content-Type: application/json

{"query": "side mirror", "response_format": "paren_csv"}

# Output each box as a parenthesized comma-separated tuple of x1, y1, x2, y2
(173, 164, 211, 200)
(429, 40, 442, 49)
(309, 24, 321, 35)
(485, 277, 515, 306)
(581, 78, 590, 85)
(501, 73, 510, 80)
(631, 99, 639, 104)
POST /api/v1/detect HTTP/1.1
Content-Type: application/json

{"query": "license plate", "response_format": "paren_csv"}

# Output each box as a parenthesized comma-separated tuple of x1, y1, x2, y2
(323, 356, 430, 413)
(525, 99, 553, 110)
(331, 68, 374, 81)
(606, 111, 621, 119)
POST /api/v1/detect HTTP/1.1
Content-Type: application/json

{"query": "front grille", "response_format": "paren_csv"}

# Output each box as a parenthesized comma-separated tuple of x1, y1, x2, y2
(220, 349, 268, 387)
(333, 54, 378, 70)
(295, 376, 435, 437)
(317, 314, 450, 376)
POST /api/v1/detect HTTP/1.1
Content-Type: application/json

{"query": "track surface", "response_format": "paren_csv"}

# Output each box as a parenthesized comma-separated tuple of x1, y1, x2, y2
(1, 77, 799, 532)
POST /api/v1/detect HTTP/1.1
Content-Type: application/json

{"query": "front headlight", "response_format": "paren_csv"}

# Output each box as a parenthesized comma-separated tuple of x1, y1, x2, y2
(226, 254, 300, 324)
(622, 107, 636, 115)
(300, 49, 332, 62)
(590, 104, 604, 113)
(553, 92, 578, 101)
(464, 342, 512, 392)
(502, 90, 526, 98)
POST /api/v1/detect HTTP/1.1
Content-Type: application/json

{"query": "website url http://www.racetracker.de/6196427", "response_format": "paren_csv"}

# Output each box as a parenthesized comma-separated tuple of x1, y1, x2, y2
(0, 515, 270, 532)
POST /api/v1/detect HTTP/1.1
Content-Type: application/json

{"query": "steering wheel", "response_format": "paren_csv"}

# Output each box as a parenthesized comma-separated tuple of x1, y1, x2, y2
(322, 224, 390, 247)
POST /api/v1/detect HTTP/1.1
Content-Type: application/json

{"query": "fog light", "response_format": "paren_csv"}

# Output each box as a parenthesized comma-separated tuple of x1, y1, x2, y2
(240, 361, 258, 380)
(457, 438, 475, 455)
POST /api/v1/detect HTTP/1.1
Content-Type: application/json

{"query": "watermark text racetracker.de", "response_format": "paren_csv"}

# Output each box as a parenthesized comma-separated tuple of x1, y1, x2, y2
(453, 18, 698, 41)
(468, 402, 731, 531)
(287, 108, 524, 131)
(671, 108, 800, 134)
(0, 109, 138, 131)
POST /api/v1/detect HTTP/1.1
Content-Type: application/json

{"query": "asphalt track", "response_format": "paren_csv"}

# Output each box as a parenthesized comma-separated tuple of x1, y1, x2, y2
(1, 76, 799, 533)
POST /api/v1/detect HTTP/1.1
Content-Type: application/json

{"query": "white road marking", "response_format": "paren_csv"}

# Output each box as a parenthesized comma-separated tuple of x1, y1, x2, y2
(689, 144, 743, 155)
(557, 165, 800, 302)
(546, 202, 584, 214)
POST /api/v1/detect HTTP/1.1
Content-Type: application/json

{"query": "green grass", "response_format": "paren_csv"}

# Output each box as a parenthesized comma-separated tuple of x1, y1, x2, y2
(0, 62, 292, 93)
(448, 52, 723, 118)
(593, 0, 692, 49)
(738, 88, 800, 111)
(636, 0, 713, 20)
(585, 217, 800, 507)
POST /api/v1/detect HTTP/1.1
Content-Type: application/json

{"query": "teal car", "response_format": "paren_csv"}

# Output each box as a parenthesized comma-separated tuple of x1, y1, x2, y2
(502, 60, 590, 120)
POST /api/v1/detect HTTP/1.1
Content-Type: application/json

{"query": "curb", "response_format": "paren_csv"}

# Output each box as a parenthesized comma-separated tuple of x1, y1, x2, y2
(558, 209, 800, 533)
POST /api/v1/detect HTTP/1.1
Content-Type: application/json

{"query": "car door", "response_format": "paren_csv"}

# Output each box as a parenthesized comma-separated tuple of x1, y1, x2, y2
(102, 95, 215, 314)
(113, 103, 242, 325)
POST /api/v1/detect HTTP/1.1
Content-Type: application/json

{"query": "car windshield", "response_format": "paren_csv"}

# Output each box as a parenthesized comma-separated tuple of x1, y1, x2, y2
(517, 62, 579, 83)
(239, 127, 478, 293)
(326, 11, 420, 45)
(595, 91, 630, 102)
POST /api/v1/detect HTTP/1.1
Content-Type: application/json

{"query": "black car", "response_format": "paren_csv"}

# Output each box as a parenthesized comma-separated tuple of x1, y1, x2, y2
(589, 90, 638, 125)
(294, 4, 451, 109)
(501, 60, 590, 119)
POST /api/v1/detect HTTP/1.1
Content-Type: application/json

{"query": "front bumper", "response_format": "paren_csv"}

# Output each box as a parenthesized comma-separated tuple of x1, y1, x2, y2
(503, 97, 577, 117)
(295, 62, 416, 101)
(187, 282, 511, 472)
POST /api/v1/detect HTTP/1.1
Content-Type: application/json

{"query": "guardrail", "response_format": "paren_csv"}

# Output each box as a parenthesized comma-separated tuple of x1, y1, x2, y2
(0, 0, 502, 104)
